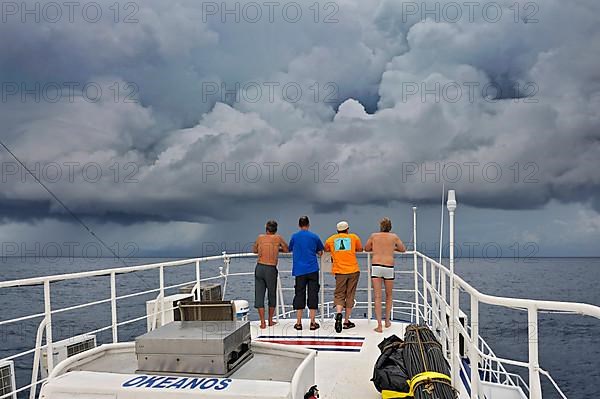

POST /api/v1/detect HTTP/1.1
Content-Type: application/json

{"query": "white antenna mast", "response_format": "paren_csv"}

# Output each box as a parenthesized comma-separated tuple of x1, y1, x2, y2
(438, 183, 445, 264)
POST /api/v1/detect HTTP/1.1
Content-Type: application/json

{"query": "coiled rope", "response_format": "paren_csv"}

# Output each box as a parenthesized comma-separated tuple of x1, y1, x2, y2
(383, 325, 457, 399)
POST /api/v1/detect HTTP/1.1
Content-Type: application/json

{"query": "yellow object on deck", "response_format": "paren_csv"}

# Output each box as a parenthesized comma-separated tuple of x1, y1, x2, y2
(381, 371, 451, 398)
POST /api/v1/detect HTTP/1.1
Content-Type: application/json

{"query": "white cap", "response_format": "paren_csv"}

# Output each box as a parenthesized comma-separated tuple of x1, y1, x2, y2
(336, 221, 349, 231)
(447, 190, 457, 212)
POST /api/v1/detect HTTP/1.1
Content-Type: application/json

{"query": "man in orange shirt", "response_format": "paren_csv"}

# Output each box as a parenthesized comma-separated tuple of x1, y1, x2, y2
(324, 221, 363, 333)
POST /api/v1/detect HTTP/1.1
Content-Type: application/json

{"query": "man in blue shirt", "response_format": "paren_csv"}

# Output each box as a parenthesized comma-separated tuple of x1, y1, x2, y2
(289, 216, 324, 330)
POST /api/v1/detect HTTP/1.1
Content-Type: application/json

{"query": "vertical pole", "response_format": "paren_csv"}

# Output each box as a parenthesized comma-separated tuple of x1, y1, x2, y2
(470, 296, 479, 399)
(276, 276, 280, 321)
(412, 207, 419, 324)
(43, 280, 54, 374)
(430, 261, 437, 334)
(29, 319, 47, 399)
(367, 252, 372, 321)
(441, 269, 447, 355)
(422, 257, 428, 324)
(528, 306, 542, 399)
(447, 190, 459, 388)
(221, 252, 230, 299)
(277, 270, 285, 319)
(195, 260, 201, 301)
(159, 266, 165, 326)
(110, 272, 118, 343)
(320, 257, 324, 323)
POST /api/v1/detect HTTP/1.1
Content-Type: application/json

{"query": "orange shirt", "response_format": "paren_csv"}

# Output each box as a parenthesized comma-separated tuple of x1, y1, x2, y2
(252, 234, 288, 266)
(324, 233, 363, 274)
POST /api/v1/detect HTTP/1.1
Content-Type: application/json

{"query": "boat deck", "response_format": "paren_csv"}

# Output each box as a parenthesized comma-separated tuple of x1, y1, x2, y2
(50, 318, 415, 398)
(38, 316, 533, 399)
(252, 318, 408, 398)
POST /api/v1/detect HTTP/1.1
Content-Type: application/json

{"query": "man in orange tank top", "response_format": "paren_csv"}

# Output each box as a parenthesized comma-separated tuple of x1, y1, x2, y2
(324, 221, 363, 333)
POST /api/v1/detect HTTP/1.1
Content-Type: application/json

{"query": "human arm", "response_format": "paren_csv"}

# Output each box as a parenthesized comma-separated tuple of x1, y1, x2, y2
(354, 235, 363, 252)
(324, 238, 331, 253)
(252, 237, 259, 254)
(364, 235, 373, 252)
(279, 236, 289, 253)
(316, 237, 324, 256)
(395, 236, 406, 253)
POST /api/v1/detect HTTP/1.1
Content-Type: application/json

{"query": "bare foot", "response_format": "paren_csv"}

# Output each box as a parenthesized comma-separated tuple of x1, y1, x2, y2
(385, 320, 392, 328)
(268, 321, 278, 327)
(374, 326, 383, 333)
(260, 322, 267, 329)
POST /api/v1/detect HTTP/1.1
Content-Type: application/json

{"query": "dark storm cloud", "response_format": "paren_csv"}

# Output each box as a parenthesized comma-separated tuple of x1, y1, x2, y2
(1, 0, 599, 225)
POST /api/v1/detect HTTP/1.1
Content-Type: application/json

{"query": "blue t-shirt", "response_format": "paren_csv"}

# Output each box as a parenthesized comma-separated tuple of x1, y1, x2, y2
(289, 230, 324, 276)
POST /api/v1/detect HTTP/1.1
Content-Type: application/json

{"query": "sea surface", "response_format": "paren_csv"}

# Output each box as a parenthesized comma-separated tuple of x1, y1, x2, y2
(1, 256, 599, 398)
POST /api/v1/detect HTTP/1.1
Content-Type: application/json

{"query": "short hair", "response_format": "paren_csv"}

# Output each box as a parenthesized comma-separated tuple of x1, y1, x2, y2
(265, 220, 278, 233)
(299, 216, 310, 227)
(380, 217, 392, 232)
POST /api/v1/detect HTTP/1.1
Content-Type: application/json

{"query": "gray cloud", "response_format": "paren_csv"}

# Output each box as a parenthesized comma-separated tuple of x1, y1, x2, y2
(1, 0, 600, 227)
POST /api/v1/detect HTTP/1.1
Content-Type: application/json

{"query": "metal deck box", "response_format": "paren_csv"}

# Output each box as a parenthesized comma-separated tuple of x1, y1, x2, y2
(135, 321, 252, 376)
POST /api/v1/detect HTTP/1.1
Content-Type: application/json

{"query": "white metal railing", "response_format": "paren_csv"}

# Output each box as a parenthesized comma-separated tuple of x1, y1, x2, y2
(0, 237, 599, 398)
(0, 251, 380, 399)
(412, 251, 600, 399)
(0, 253, 250, 399)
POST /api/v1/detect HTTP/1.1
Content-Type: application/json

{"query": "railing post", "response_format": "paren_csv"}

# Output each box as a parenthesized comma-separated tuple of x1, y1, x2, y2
(430, 261, 438, 334)
(159, 266, 165, 326)
(452, 285, 460, 385)
(422, 257, 428, 324)
(221, 252, 230, 299)
(320, 257, 324, 323)
(367, 252, 372, 321)
(413, 206, 419, 323)
(447, 190, 460, 389)
(276, 277, 280, 321)
(440, 269, 447, 356)
(277, 266, 285, 320)
(195, 260, 201, 301)
(29, 319, 48, 399)
(470, 296, 479, 399)
(110, 272, 118, 343)
(528, 306, 542, 399)
(43, 280, 54, 374)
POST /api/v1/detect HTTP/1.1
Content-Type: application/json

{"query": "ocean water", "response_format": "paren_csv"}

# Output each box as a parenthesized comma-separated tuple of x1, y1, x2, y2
(0, 256, 598, 398)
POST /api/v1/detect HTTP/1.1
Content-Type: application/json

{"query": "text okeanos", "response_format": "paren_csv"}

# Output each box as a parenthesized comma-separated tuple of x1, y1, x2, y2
(122, 375, 232, 391)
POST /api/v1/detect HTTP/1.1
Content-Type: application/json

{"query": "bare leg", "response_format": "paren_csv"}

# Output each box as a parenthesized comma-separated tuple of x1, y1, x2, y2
(309, 309, 316, 324)
(268, 307, 277, 326)
(296, 309, 304, 324)
(384, 279, 394, 328)
(258, 308, 266, 329)
(345, 307, 353, 322)
(372, 277, 383, 332)
(336, 304, 343, 314)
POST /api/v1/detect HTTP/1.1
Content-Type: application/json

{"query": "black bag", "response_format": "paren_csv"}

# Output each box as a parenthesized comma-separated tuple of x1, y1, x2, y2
(371, 334, 411, 393)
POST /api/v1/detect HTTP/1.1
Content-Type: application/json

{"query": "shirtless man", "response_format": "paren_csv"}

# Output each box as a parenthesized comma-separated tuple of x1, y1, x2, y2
(365, 217, 406, 333)
(252, 220, 289, 329)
